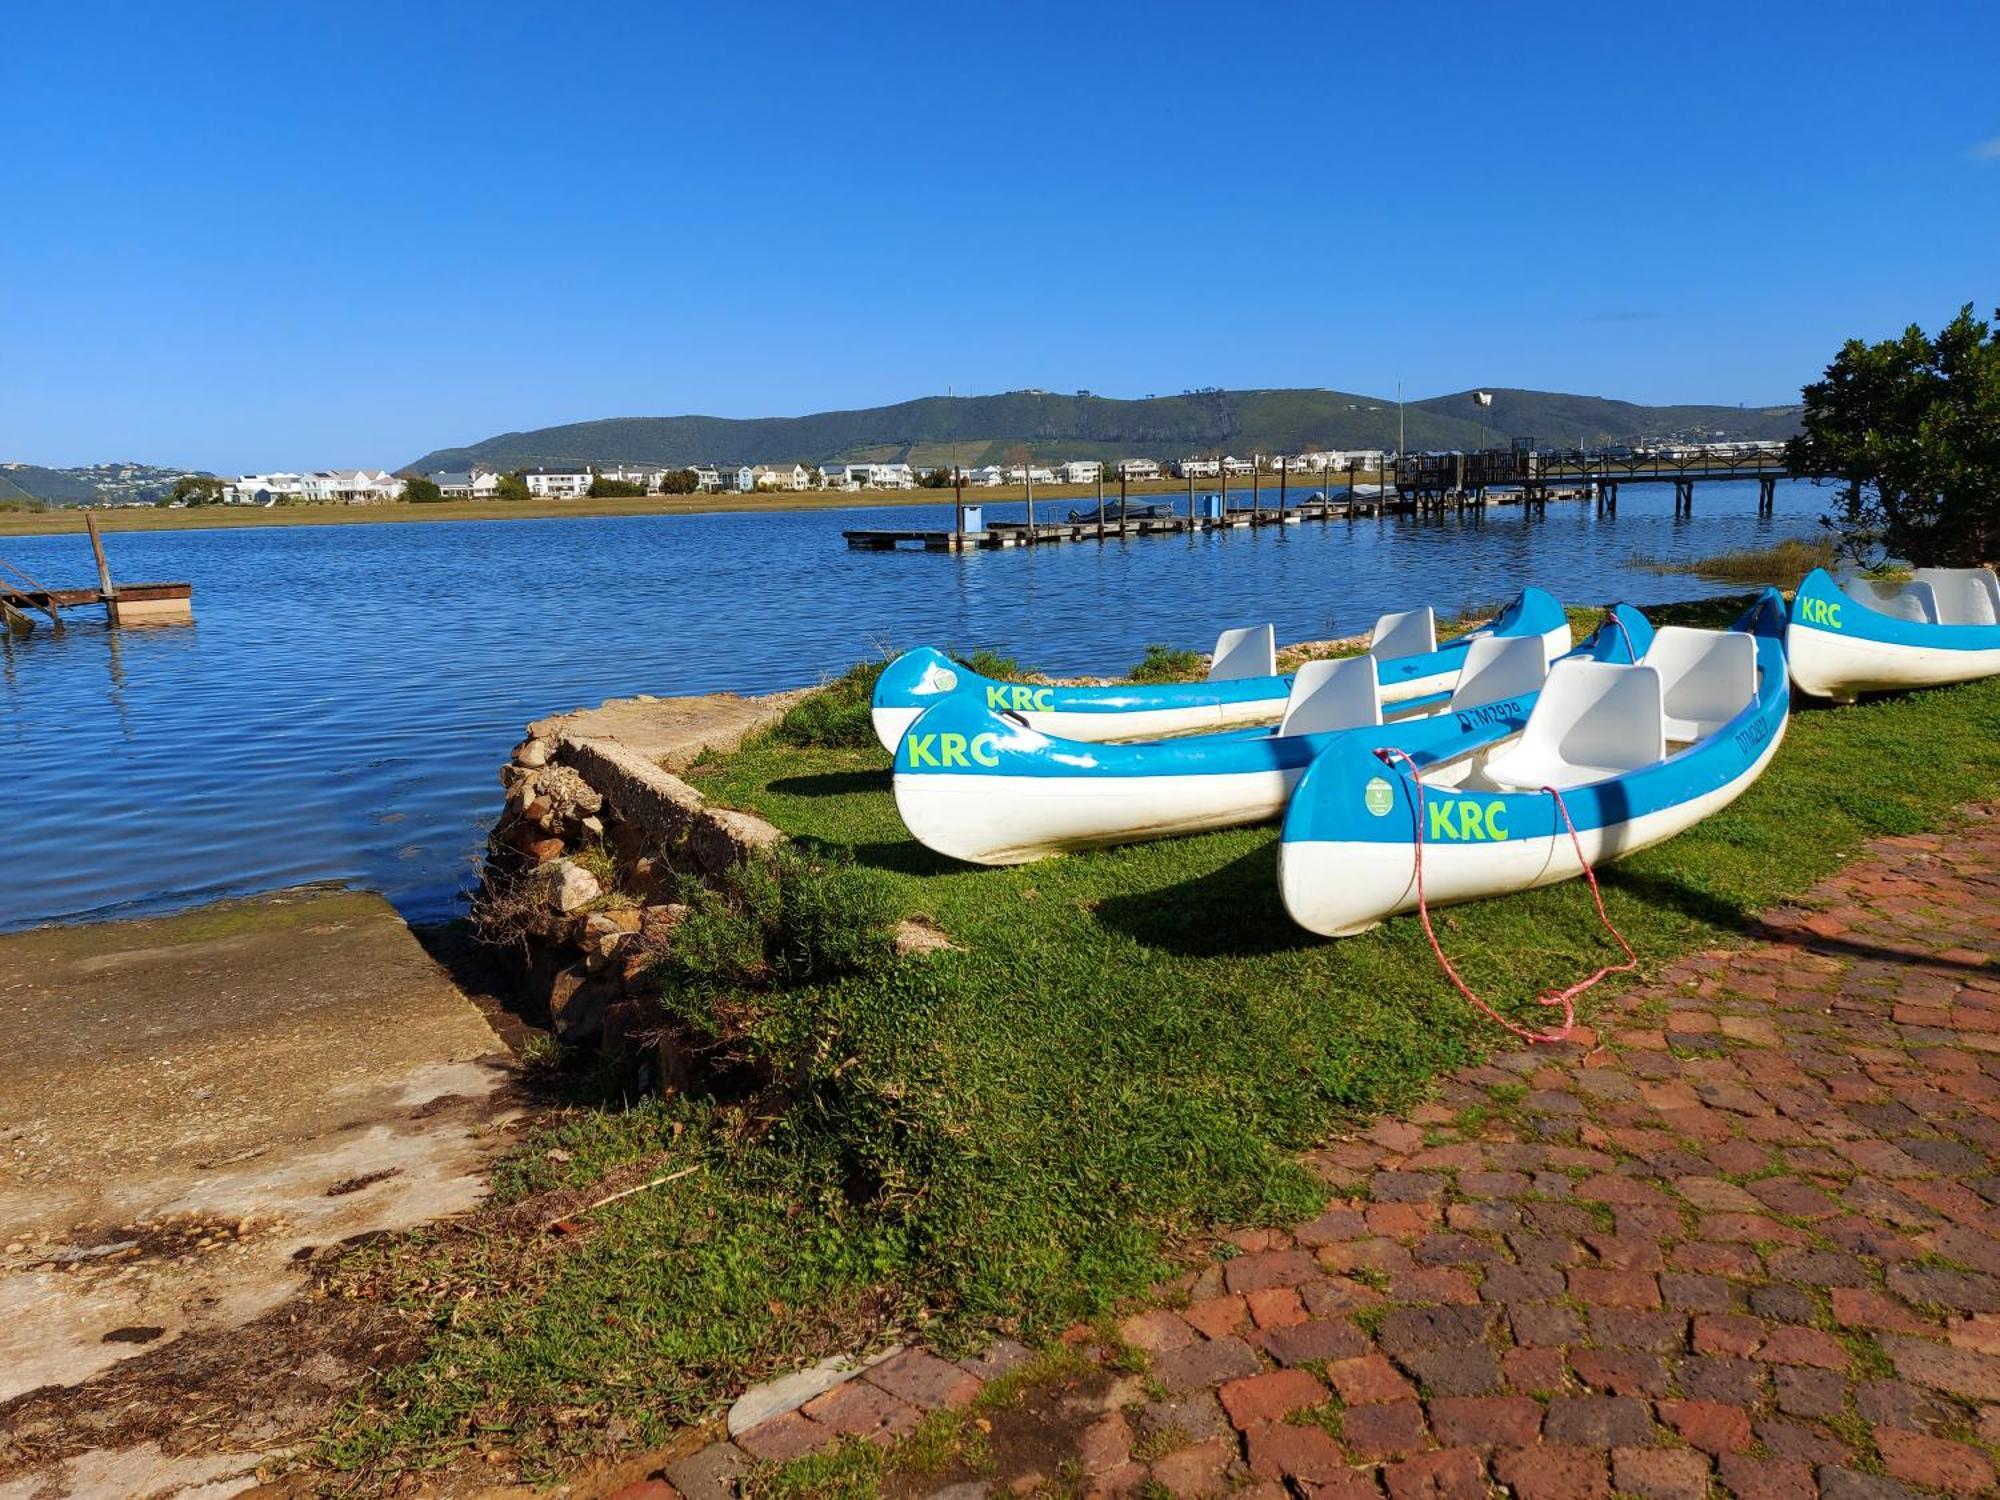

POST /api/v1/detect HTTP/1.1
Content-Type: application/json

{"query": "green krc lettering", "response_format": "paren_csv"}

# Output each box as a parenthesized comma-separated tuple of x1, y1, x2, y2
(939, 732, 970, 767)
(970, 733, 1000, 767)
(906, 733, 937, 768)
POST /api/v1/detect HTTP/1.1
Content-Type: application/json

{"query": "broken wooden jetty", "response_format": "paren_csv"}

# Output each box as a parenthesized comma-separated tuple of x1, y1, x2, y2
(0, 512, 193, 633)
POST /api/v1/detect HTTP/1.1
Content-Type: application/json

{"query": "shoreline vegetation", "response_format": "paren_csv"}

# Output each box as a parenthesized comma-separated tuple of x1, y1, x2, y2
(0, 475, 1386, 538)
(313, 596, 2000, 1487)
(1627, 534, 1840, 586)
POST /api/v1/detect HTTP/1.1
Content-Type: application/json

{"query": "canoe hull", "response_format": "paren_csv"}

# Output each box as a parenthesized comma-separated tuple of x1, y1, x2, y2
(896, 767, 1296, 865)
(1787, 568, 2000, 701)
(1786, 621, 2000, 701)
(1279, 590, 1790, 938)
(1278, 722, 1785, 936)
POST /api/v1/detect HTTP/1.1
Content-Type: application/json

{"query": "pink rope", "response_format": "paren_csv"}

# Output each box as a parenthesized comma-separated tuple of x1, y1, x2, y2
(1377, 747, 1637, 1045)
(1606, 607, 1639, 663)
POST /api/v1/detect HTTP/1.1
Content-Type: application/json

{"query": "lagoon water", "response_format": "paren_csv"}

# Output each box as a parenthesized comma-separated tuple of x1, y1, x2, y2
(6, 481, 1827, 930)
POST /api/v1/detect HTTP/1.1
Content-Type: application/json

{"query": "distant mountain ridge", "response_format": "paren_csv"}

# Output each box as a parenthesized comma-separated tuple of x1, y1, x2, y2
(0, 461, 209, 507)
(408, 387, 1804, 474)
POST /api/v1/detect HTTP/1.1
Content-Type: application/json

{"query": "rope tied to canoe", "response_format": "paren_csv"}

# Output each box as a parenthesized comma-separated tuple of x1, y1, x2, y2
(1376, 747, 1637, 1046)
(1605, 606, 1639, 664)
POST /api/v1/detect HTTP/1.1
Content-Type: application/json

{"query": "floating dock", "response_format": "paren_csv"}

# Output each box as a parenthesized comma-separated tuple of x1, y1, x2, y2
(0, 511, 194, 632)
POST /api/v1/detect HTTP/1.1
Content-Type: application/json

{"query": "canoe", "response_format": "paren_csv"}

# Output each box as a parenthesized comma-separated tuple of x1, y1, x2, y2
(868, 587, 1573, 751)
(1787, 566, 2000, 701)
(892, 606, 1654, 865)
(1279, 590, 1790, 937)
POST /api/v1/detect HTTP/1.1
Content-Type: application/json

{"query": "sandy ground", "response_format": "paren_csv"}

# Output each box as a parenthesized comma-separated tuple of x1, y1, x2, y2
(0, 889, 521, 1500)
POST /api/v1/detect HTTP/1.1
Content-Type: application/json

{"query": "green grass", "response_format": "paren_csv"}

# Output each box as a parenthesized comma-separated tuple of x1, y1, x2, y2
(319, 599, 2000, 1482)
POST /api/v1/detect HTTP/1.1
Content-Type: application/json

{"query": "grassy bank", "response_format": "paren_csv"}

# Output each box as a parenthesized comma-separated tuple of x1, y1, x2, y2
(1629, 535, 1839, 586)
(0, 475, 1366, 539)
(320, 598, 2000, 1484)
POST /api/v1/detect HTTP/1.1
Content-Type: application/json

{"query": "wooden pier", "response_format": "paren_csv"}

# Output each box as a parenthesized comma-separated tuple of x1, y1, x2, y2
(842, 446, 1803, 552)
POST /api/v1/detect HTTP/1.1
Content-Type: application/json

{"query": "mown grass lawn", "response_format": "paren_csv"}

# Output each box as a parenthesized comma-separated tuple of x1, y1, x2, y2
(322, 596, 2000, 1482)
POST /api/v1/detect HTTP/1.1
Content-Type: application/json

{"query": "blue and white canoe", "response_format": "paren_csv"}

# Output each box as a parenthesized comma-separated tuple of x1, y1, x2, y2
(1279, 591, 1790, 937)
(1787, 566, 2000, 702)
(891, 607, 1654, 866)
(868, 587, 1573, 752)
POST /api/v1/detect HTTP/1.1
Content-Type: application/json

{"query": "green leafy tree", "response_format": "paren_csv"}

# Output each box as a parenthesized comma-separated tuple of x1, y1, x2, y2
(658, 468, 699, 495)
(171, 475, 226, 506)
(403, 474, 443, 503)
(1792, 305, 2000, 567)
(919, 467, 955, 488)
(587, 476, 646, 498)
(494, 472, 531, 502)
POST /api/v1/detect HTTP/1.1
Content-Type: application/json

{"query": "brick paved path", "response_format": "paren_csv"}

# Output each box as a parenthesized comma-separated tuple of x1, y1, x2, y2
(641, 812, 2000, 1500)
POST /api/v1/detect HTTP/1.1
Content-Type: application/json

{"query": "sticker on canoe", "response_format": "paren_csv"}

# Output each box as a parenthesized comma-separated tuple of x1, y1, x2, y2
(905, 731, 1002, 768)
(1455, 698, 1525, 732)
(1796, 596, 1843, 629)
(1427, 799, 1509, 842)
(1364, 776, 1395, 816)
(986, 685, 1055, 712)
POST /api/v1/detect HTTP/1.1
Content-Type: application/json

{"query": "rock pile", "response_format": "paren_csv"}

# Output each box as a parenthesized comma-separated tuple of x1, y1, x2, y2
(479, 721, 785, 1049)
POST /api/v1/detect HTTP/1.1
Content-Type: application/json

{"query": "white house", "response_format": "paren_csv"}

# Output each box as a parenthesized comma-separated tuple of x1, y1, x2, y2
(524, 466, 592, 499)
(223, 472, 308, 504)
(874, 463, 917, 489)
(317, 469, 405, 503)
(428, 470, 506, 499)
(968, 465, 1006, 487)
(752, 463, 811, 491)
(1060, 460, 1102, 484)
(597, 465, 673, 493)
(1220, 456, 1255, 477)
(1118, 458, 1162, 481)
(826, 462, 918, 489)
(1176, 457, 1221, 479)
(1005, 465, 1057, 485)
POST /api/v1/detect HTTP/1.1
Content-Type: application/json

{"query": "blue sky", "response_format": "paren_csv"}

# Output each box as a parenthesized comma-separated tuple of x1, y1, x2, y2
(3, 1, 1994, 471)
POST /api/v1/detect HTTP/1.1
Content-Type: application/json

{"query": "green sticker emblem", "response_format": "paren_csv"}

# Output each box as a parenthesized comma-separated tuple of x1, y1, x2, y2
(1363, 776, 1395, 816)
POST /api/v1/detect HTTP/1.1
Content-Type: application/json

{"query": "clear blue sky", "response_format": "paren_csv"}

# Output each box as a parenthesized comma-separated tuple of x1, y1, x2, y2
(3, 1, 1994, 471)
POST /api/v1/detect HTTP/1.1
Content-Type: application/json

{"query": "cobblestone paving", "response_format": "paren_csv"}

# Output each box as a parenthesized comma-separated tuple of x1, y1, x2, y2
(634, 813, 2000, 1500)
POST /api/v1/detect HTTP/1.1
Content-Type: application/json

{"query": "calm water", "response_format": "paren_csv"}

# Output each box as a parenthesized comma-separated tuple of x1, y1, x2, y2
(5, 482, 1825, 929)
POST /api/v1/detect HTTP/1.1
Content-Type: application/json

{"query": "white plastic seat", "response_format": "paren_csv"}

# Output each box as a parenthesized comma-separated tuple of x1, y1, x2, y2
(1483, 661, 1665, 791)
(1368, 607, 1436, 662)
(1278, 657, 1381, 737)
(1913, 568, 2000, 626)
(1851, 577, 1939, 624)
(1644, 627, 1757, 741)
(1209, 623, 1276, 681)
(1448, 634, 1549, 712)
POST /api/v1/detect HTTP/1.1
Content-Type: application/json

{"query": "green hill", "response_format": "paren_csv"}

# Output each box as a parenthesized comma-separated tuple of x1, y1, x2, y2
(408, 387, 1802, 473)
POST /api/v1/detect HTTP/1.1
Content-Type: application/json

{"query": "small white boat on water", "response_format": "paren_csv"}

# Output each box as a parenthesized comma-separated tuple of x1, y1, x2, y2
(1279, 591, 1790, 937)
(1787, 566, 2000, 701)
(868, 588, 1573, 751)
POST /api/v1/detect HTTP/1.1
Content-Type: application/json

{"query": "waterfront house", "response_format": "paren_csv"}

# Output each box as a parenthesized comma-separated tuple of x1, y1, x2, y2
(315, 469, 405, 503)
(1060, 460, 1102, 484)
(969, 465, 1006, 486)
(429, 471, 476, 498)
(874, 463, 917, 489)
(1220, 456, 1255, 477)
(524, 466, 592, 499)
(1006, 465, 1058, 485)
(1176, 457, 1221, 479)
(222, 472, 308, 504)
(1119, 458, 1162, 481)
(752, 463, 811, 491)
(597, 465, 673, 493)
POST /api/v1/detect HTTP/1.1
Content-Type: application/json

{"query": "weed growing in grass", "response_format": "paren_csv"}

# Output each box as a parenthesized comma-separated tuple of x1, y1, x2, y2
(1128, 644, 1208, 683)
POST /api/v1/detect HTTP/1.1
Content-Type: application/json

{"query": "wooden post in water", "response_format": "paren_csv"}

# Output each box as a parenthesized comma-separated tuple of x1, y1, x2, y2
(953, 467, 965, 548)
(1118, 467, 1128, 536)
(1251, 458, 1260, 521)
(1095, 470, 1105, 541)
(1279, 455, 1288, 516)
(1025, 466, 1036, 539)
